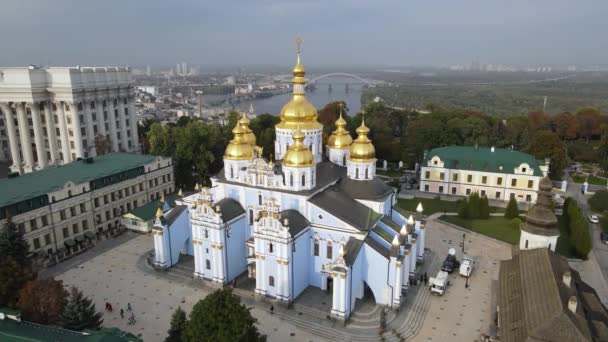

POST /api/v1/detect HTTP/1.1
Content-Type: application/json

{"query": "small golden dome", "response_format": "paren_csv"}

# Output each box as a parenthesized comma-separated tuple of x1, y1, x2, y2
(327, 105, 353, 149)
(349, 114, 375, 162)
(238, 111, 257, 146)
(283, 126, 315, 168)
(224, 124, 254, 160)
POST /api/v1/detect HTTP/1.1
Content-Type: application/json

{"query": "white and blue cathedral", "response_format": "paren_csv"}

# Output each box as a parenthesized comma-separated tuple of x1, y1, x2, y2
(152, 48, 426, 319)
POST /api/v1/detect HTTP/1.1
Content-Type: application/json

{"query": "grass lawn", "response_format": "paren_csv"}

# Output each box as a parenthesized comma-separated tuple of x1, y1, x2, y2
(440, 216, 521, 245)
(572, 174, 608, 185)
(397, 197, 507, 216)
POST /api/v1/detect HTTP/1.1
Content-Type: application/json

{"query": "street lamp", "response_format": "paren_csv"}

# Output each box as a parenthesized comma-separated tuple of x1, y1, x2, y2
(465, 266, 470, 289)
(462, 233, 466, 253)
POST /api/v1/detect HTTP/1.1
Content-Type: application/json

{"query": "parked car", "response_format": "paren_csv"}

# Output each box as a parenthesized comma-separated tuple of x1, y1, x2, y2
(588, 215, 599, 224)
(441, 248, 460, 273)
(459, 256, 474, 277)
(429, 270, 450, 295)
(600, 232, 608, 245)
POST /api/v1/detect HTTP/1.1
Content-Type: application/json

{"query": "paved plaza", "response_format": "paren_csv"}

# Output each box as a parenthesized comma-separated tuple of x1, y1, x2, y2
(49, 216, 513, 342)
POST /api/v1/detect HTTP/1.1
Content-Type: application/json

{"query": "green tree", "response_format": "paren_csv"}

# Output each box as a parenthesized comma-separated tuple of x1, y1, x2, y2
(166, 306, 187, 342)
(505, 197, 519, 219)
(0, 215, 31, 267)
(176, 116, 193, 127)
(479, 195, 490, 219)
(589, 190, 608, 212)
(457, 199, 469, 219)
(526, 130, 567, 179)
(17, 278, 66, 325)
(510, 218, 522, 230)
(467, 192, 481, 219)
(570, 212, 592, 259)
(0, 257, 35, 308)
(600, 212, 608, 233)
(184, 288, 265, 342)
(61, 286, 103, 331)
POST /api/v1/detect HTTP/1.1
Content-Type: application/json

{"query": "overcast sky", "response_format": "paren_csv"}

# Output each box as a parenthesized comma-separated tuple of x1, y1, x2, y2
(0, 0, 606, 68)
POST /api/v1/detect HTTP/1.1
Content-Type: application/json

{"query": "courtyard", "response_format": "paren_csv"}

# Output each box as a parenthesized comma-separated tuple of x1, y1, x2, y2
(48, 217, 512, 342)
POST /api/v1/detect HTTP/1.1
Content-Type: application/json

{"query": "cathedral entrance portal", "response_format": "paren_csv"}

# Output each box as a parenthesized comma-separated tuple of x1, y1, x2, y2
(326, 277, 333, 293)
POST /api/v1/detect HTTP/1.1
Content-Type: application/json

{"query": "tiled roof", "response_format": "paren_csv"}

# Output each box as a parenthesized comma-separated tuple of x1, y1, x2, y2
(309, 185, 381, 231)
(126, 194, 179, 221)
(213, 198, 245, 223)
(424, 146, 545, 175)
(279, 209, 310, 237)
(0, 153, 158, 207)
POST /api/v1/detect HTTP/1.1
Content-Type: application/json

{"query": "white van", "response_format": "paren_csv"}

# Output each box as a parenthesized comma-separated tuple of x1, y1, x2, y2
(429, 270, 449, 295)
(459, 256, 474, 277)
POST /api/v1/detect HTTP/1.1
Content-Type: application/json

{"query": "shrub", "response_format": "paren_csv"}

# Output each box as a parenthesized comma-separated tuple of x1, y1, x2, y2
(589, 190, 608, 212)
(468, 192, 481, 219)
(505, 197, 519, 219)
(479, 195, 490, 219)
(511, 218, 522, 230)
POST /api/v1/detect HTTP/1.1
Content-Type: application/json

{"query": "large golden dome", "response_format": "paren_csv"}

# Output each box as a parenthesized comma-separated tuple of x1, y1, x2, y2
(276, 48, 323, 130)
(238, 111, 257, 146)
(224, 124, 254, 160)
(349, 114, 376, 162)
(283, 126, 315, 168)
(327, 105, 353, 149)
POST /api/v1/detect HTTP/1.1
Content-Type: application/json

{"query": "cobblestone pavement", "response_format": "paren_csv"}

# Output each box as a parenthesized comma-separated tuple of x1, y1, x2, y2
(405, 217, 512, 342)
(55, 234, 323, 342)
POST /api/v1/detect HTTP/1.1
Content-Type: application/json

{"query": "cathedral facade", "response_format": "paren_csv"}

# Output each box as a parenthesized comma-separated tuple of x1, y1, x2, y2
(152, 47, 426, 319)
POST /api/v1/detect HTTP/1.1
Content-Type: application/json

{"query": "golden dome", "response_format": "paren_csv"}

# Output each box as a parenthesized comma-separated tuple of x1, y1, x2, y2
(327, 105, 353, 149)
(276, 42, 323, 131)
(224, 124, 254, 160)
(238, 111, 257, 146)
(349, 113, 376, 162)
(283, 126, 315, 168)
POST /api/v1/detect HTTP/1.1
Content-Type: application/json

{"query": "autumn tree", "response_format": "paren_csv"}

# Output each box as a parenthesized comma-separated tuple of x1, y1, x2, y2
(183, 288, 265, 342)
(17, 278, 66, 324)
(94, 134, 112, 155)
(61, 286, 103, 331)
(0, 257, 35, 308)
(576, 107, 601, 141)
(552, 112, 579, 140)
(526, 130, 567, 179)
(528, 110, 550, 132)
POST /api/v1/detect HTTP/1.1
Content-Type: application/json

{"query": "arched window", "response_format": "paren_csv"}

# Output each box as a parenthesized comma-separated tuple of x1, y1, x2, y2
(525, 240, 529, 248)
(313, 240, 319, 256)
(269, 276, 275, 287)
(205, 259, 211, 270)
(258, 194, 262, 205)
(326, 241, 333, 259)
(365, 168, 369, 179)
(205, 229, 209, 239)
(342, 155, 346, 166)
(290, 173, 294, 186)
(249, 209, 254, 225)
(230, 166, 234, 179)
(355, 168, 359, 179)
(302, 174, 306, 186)
(269, 243, 273, 253)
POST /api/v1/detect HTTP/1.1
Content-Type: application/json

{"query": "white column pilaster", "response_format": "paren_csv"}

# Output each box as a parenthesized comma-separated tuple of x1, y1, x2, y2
(409, 240, 417, 275)
(128, 95, 140, 152)
(106, 97, 119, 152)
(276, 259, 283, 299)
(57, 101, 72, 164)
(69, 102, 85, 159)
(30, 103, 47, 169)
(43, 101, 59, 165)
(16, 102, 34, 172)
(118, 96, 129, 152)
(1, 103, 22, 172)
(97, 98, 107, 137)
(82, 98, 96, 157)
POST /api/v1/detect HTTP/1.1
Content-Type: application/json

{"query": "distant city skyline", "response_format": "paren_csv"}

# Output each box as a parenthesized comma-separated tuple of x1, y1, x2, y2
(0, 0, 606, 68)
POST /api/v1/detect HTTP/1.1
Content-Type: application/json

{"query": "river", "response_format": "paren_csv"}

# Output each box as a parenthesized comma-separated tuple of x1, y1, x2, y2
(204, 76, 365, 116)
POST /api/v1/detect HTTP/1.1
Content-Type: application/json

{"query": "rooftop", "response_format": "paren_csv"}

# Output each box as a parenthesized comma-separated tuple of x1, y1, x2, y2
(424, 145, 545, 176)
(126, 194, 179, 222)
(0, 153, 159, 208)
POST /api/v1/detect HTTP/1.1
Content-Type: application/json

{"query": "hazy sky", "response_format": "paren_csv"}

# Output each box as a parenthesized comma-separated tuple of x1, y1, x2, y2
(1, 0, 606, 68)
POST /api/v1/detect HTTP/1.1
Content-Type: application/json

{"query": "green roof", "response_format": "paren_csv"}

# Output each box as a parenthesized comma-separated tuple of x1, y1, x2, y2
(126, 194, 179, 221)
(0, 310, 141, 342)
(424, 146, 545, 175)
(0, 153, 158, 208)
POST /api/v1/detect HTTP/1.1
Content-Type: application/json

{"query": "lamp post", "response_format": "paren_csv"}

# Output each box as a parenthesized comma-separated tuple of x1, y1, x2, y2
(465, 266, 470, 289)
(462, 233, 466, 253)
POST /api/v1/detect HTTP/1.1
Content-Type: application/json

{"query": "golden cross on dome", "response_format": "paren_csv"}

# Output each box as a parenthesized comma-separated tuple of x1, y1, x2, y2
(296, 34, 303, 54)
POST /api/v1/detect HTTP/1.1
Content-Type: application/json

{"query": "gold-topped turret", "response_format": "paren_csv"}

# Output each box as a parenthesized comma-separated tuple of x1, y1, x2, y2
(224, 122, 254, 160)
(327, 103, 353, 149)
(283, 125, 315, 167)
(239, 111, 257, 146)
(276, 35, 322, 130)
(349, 111, 376, 162)
(156, 207, 164, 218)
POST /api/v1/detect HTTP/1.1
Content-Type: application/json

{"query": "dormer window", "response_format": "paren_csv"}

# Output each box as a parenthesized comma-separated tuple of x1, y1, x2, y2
(434, 160, 438, 165)
(522, 167, 527, 173)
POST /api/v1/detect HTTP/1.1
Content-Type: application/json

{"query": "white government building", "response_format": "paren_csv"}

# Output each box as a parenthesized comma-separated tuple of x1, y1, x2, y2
(152, 46, 427, 319)
(0, 65, 140, 174)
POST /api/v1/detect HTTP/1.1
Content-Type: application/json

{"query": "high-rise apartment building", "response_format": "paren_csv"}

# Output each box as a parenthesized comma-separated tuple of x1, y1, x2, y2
(0, 65, 140, 174)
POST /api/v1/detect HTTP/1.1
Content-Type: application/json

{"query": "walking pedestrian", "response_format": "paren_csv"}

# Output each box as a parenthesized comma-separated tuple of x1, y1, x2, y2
(127, 303, 132, 312)
(120, 308, 124, 319)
